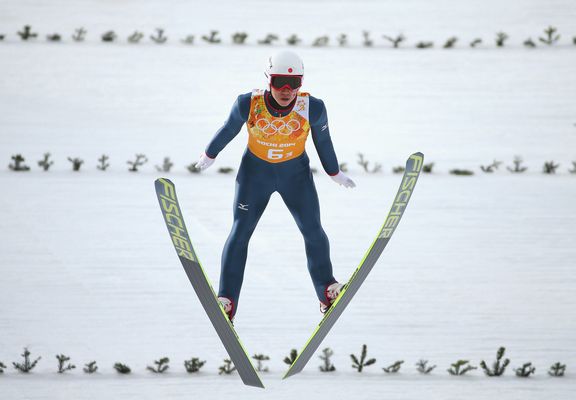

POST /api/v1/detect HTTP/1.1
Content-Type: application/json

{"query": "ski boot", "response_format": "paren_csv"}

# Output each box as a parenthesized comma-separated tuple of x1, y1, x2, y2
(320, 282, 345, 314)
(218, 296, 235, 323)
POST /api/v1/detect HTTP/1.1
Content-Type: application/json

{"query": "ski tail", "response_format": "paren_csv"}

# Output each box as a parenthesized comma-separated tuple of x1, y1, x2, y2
(283, 152, 424, 379)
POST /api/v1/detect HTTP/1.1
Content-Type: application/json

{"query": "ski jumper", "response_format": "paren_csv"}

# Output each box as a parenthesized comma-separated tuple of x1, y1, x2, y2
(206, 90, 340, 317)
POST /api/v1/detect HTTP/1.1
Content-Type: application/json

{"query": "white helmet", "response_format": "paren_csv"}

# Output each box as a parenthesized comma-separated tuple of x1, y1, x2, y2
(265, 51, 304, 80)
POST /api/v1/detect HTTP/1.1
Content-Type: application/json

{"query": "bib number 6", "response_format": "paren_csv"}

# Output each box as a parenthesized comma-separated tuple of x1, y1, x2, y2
(267, 149, 284, 160)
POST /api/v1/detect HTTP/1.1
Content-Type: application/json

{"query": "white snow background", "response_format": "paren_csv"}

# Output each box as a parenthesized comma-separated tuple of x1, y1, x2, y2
(1, 0, 575, 399)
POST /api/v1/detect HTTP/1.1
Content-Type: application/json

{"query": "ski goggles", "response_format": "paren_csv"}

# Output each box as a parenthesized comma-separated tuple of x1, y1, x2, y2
(269, 75, 303, 90)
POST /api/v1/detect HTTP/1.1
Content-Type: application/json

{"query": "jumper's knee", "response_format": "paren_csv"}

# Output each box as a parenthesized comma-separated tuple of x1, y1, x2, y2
(303, 226, 327, 243)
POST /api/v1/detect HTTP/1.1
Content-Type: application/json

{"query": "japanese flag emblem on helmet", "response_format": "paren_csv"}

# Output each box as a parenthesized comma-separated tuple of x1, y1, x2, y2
(265, 51, 304, 79)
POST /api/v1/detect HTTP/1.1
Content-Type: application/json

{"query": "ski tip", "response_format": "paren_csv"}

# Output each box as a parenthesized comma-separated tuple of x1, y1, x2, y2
(407, 152, 425, 171)
(155, 178, 176, 193)
(155, 177, 173, 186)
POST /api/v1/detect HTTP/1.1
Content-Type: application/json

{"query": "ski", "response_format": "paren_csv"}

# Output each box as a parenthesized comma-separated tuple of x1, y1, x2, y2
(154, 178, 264, 389)
(283, 152, 424, 379)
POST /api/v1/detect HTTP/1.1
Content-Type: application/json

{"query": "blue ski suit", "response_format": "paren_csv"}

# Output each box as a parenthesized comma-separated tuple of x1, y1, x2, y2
(205, 90, 341, 316)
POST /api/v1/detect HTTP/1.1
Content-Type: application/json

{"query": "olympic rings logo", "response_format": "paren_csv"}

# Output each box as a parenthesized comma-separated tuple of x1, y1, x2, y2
(254, 118, 301, 137)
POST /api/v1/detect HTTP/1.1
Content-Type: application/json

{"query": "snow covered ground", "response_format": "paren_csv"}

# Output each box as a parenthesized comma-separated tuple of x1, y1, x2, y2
(1, 0, 575, 399)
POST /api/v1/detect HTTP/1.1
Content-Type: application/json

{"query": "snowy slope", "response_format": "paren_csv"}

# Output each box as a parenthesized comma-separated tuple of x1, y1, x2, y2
(1, 0, 575, 399)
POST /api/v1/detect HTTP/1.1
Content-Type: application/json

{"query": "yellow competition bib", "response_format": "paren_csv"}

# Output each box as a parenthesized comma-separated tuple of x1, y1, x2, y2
(246, 89, 310, 163)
